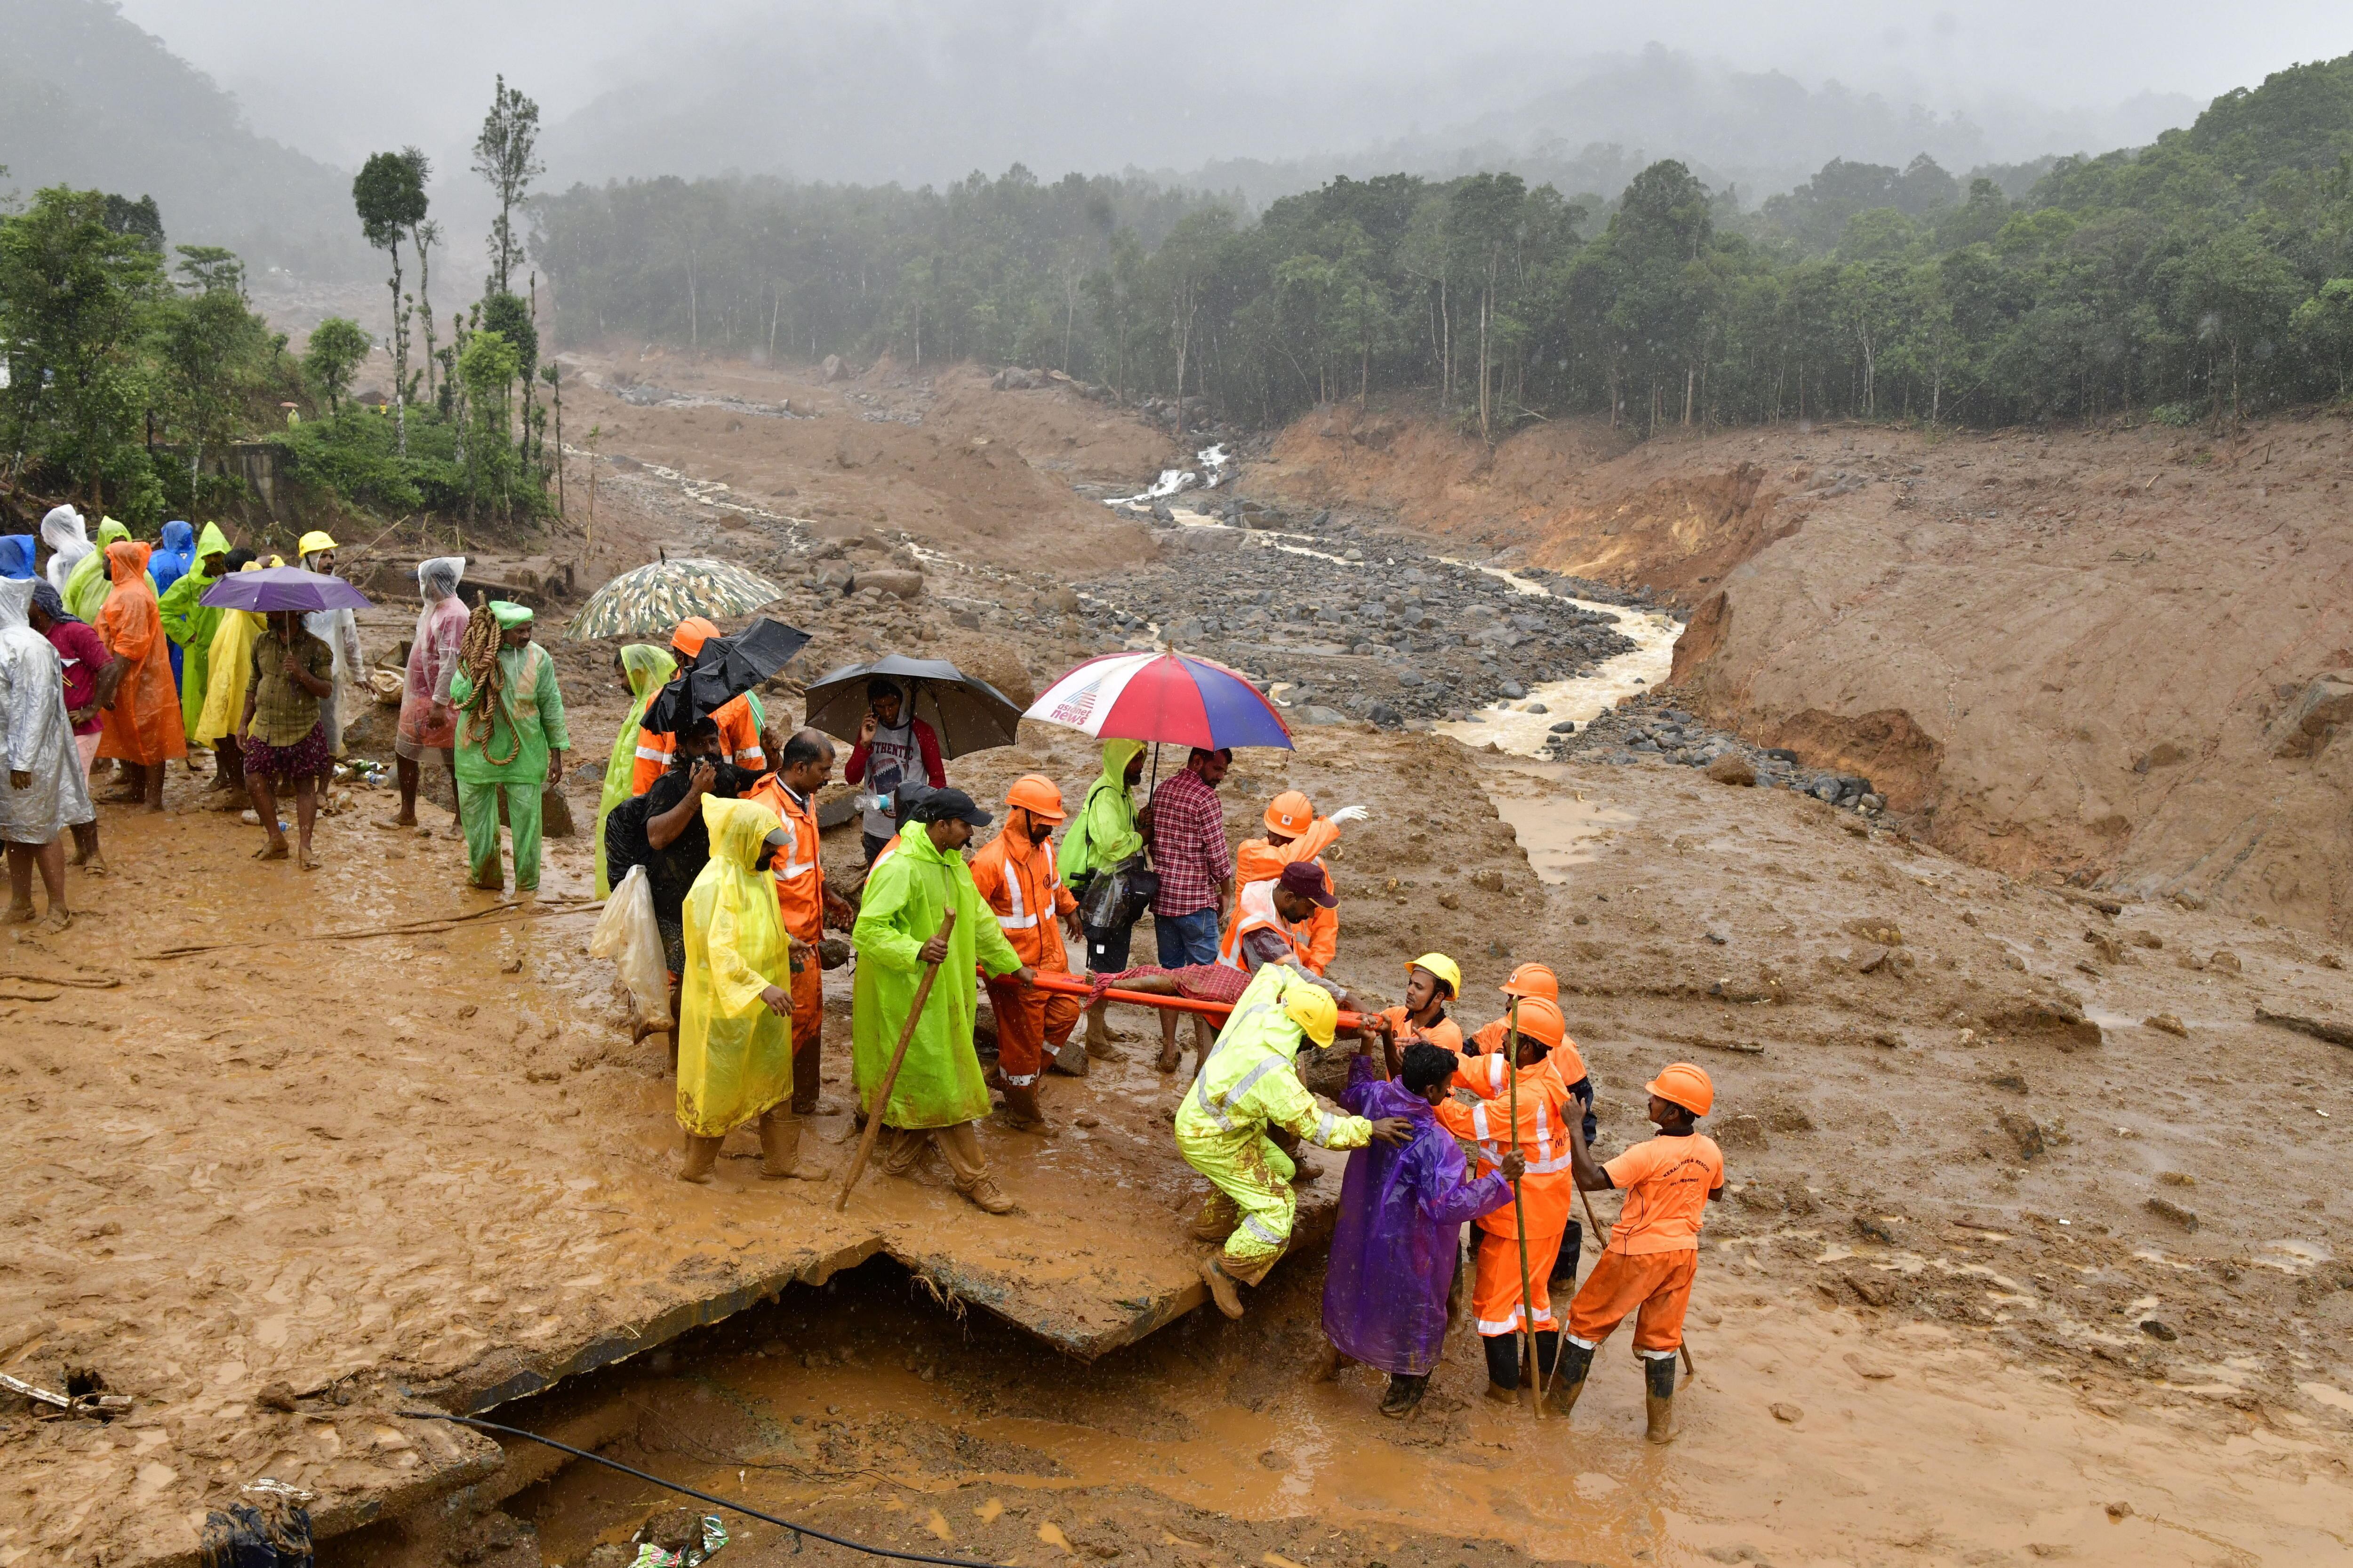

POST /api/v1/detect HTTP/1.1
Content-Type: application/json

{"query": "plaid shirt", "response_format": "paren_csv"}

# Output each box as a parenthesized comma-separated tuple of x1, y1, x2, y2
(1149, 766, 1231, 917)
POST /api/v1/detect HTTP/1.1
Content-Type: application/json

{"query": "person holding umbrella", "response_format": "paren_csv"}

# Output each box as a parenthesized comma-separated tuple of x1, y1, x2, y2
(850, 787, 1033, 1214)
(845, 678, 944, 865)
(235, 609, 334, 867)
(446, 602, 570, 894)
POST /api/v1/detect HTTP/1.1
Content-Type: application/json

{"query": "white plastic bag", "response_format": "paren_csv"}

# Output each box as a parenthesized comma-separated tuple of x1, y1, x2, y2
(589, 865, 669, 1025)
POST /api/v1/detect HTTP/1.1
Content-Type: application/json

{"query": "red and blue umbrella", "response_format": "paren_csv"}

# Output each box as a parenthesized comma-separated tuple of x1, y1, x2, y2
(198, 566, 371, 614)
(1025, 650, 1293, 751)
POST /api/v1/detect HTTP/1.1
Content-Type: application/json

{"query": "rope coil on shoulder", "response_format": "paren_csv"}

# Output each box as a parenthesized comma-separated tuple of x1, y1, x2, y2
(456, 596, 523, 768)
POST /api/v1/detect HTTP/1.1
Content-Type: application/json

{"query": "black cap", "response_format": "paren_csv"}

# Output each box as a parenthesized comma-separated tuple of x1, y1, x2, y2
(913, 786, 992, 827)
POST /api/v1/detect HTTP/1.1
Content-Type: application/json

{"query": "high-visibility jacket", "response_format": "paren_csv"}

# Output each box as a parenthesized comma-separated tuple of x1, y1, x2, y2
(1216, 877, 1313, 973)
(743, 774, 825, 944)
(1435, 1049, 1579, 1240)
(968, 826, 1076, 973)
(1233, 817, 1338, 974)
(631, 691, 765, 795)
(1175, 965, 1371, 1155)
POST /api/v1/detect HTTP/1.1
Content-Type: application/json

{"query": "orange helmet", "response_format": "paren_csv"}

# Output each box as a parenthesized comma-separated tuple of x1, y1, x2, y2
(671, 616, 721, 657)
(1005, 774, 1065, 823)
(1505, 996, 1565, 1048)
(1501, 962, 1558, 1000)
(1647, 1062, 1714, 1118)
(1264, 789, 1314, 836)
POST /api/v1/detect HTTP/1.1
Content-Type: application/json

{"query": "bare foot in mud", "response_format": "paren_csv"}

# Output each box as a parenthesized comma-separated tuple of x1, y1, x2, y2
(4, 903, 35, 926)
(256, 840, 289, 862)
(1155, 1039, 1183, 1073)
(378, 814, 417, 830)
(40, 909, 71, 934)
(299, 850, 321, 872)
(77, 855, 106, 877)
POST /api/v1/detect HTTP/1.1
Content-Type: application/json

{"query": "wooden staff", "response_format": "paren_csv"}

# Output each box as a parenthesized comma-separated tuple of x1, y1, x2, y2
(1504, 999, 1542, 1422)
(834, 910, 957, 1211)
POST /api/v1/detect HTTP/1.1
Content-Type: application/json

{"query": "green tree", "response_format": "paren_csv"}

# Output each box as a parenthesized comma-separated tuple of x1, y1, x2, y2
(0, 186, 167, 511)
(2292, 277, 2353, 396)
(354, 147, 430, 455)
(473, 76, 544, 295)
(457, 328, 522, 518)
(304, 317, 371, 416)
(152, 245, 272, 498)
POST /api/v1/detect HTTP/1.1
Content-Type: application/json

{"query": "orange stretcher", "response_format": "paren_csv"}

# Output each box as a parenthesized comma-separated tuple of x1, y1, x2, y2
(1016, 968, 1369, 1033)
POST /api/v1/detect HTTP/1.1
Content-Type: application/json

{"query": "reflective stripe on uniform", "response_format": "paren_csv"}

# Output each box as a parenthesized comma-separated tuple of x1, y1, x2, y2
(634, 744, 669, 763)
(998, 863, 1036, 930)
(1475, 1305, 1557, 1336)
(1240, 1212, 1287, 1246)
(1305, 1111, 1340, 1148)
(1192, 1052, 1288, 1131)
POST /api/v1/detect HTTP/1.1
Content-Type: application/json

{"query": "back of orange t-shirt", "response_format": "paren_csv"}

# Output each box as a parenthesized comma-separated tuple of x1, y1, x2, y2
(1601, 1133, 1724, 1255)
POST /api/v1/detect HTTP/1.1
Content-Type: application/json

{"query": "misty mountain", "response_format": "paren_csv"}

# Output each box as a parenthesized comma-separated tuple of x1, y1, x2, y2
(0, 0, 367, 276)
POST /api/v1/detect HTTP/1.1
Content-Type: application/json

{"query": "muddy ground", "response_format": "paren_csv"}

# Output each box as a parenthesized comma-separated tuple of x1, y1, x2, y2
(5, 352, 2351, 1568)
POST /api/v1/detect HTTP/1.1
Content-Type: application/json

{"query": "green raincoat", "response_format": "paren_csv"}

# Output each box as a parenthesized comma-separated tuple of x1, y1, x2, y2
(595, 643, 677, 896)
(158, 523, 232, 741)
(448, 616, 570, 891)
(677, 796, 793, 1137)
(1057, 737, 1146, 887)
(65, 518, 139, 623)
(852, 822, 1025, 1129)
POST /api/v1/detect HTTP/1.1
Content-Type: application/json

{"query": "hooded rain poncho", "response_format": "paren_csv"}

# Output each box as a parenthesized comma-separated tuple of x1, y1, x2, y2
(0, 579, 96, 843)
(851, 819, 1026, 1129)
(300, 545, 364, 757)
(396, 556, 469, 764)
(96, 541, 186, 766)
(195, 561, 271, 747)
(1057, 737, 1146, 887)
(159, 523, 232, 739)
(0, 537, 34, 581)
(149, 522, 196, 687)
(677, 796, 795, 1137)
(1321, 1055, 1513, 1375)
(66, 518, 135, 624)
(40, 506, 89, 599)
(597, 642, 677, 896)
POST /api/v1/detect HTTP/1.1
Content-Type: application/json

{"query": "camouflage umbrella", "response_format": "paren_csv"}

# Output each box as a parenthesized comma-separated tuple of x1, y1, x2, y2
(563, 557, 784, 641)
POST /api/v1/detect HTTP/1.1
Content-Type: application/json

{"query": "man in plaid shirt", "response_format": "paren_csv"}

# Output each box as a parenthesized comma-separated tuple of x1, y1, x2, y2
(1146, 746, 1234, 966)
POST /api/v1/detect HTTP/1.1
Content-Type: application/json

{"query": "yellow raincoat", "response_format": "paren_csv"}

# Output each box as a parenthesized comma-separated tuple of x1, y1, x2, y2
(193, 558, 274, 745)
(677, 795, 794, 1138)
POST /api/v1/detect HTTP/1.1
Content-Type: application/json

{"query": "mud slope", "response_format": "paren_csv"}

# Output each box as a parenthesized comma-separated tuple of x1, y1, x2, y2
(1249, 401, 2353, 936)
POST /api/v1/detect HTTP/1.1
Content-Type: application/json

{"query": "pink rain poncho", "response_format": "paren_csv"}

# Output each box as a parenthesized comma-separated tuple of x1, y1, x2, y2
(395, 556, 468, 764)
(1321, 1055, 1513, 1376)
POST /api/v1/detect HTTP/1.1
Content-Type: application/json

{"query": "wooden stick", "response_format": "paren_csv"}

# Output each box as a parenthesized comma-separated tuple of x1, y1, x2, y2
(834, 911, 956, 1212)
(1505, 999, 1541, 1422)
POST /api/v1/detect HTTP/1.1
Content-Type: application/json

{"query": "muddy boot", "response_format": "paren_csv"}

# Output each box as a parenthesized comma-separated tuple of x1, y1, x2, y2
(996, 1081, 1045, 1130)
(1643, 1350, 1678, 1443)
(677, 1134, 725, 1184)
(1549, 1338, 1596, 1418)
(1379, 1373, 1430, 1419)
(1482, 1334, 1521, 1403)
(759, 1109, 824, 1180)
(1200, 1256, 1246, 1320)
(958, 1175, 1016, 1214)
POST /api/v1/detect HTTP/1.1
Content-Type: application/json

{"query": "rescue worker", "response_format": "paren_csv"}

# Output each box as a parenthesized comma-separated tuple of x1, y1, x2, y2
(1058, 738, 1147, 1053)
(744, 726, 856, 1119)
(968, 775, 1083, 1128)
(1559, 1062, 1724, 1444)
(1217, 858, 1337, 975)
(1435, 993, 1580, 1406)
(1231, 791, 1366, 974)
(630, 617, 764, 794)
(1467, 962, 1597, 1287)
(850, 787, 1035, 1214)
(1177, 962, 1409, 1319)
(1373, 952, 1465, 1056)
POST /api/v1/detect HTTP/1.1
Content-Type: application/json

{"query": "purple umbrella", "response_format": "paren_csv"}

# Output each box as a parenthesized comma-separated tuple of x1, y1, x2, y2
(198, 566, 372, 613)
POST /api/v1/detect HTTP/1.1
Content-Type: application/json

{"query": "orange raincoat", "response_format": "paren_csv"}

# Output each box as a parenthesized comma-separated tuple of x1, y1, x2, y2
(96, 541, 187, 766)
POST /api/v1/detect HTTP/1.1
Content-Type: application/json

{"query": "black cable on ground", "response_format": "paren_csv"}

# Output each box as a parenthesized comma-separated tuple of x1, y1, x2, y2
(398, 1411, 1001, 1568)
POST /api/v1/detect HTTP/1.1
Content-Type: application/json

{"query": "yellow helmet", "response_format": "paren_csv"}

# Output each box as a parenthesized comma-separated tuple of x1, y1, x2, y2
(297, 529, 339, 558)
(1282, 980, 1339, 1048)
(1405, 952, 1462, 998)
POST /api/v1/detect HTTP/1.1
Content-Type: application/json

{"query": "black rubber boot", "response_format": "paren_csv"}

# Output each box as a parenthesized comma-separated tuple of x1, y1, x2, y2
(1644, 1350, 1679, 1443)
(1552, 1338, 1596, 1417)
(1379, 1373, 1429, 1418)
(1482, 1333, 1520, 1399)
(1550, 1219, 1582, 1285)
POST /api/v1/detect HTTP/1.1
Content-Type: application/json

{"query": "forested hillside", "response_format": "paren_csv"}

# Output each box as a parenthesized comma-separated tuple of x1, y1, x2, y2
(537, 53, 2353, 434)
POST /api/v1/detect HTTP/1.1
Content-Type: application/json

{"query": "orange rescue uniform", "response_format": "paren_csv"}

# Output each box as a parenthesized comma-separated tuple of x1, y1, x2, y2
(1377, 1005, 1464, 1054)
(1435, 1050, 1579, 1337)
(1216, 878, 1313, 973)
(1232, 815, 1338, 973)
(631, 692, 765, 795)
(1567, 1131, 1725, 1355)
(970, 825, 1080, 1086)
(743, 773, 828, 1106)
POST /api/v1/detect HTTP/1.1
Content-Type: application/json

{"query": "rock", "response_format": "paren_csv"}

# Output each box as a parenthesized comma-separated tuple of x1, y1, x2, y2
(1366, 702, 1403, 728)
(821, 353, 848, 382)
(1526, 703, 1548, 714)
(1994, 1110, 2045, 1160)
(1844, 1270, 1899, 1307)
(2143, 1013, 2187, 1037)
(2207, 949, 2241, 974)
(1769, 1402, 1804, 1424)
(1549, 719, 1577, 734)
(539, 784, 576, 839)
(1852, 1215, 1897, 1245)
(256, 1381, 299, 1412)
(1498, 679, 1526, 699)
(2137, 1318, 2178, 1342)
(2145, 1196, 2199, 1231)
(1297, 705, 1351, 726)
(850, 569, 925, 600)
(1395, 669, 1425, 687)
(1705, 753, 1756, 786)
(817, 937, 851, 969)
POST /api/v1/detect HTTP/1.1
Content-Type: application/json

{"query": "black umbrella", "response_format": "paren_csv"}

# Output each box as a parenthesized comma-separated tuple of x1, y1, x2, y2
(641, 617, 813, 736)
(802, 654, 1023, 759)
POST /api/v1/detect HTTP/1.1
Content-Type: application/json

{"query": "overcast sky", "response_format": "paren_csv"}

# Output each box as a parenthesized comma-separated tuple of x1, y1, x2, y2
(116, 0, 2353, 174)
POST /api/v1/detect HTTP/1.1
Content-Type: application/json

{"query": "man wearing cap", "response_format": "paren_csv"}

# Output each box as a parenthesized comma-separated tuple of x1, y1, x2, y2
(1559, 1062, 1724, 1443)
(297, 530, 364, 777)
(744, 725, 854, 1116)
(968, 775, 1083, 1128)
(850, 786, 1035, 1214)
(1436, 991, 1583, 1406)
(1466, 962, 1599, 1288)
(630, 617, 766, 796)
(1177, 961, 1410, 1320)
(1231, 791, 1367, 975)
(1216, 859, 1338, 979)
(447, 600, 569, 893)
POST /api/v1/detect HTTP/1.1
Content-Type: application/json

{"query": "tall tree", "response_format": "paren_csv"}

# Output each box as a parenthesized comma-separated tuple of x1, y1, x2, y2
(353, 148, 430, 455)
(304, 318, 371, 417)
(152, 246, 271, 499)
(473, 75, 544, 296)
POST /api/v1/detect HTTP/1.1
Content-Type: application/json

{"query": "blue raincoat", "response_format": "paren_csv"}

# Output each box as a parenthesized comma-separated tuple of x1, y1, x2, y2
(0, 537, 33, 580)
(149, 521, 197, 685)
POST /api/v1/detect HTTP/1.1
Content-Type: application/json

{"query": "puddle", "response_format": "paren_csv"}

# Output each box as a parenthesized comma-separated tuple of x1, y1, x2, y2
(1489, 774, 1636, 884)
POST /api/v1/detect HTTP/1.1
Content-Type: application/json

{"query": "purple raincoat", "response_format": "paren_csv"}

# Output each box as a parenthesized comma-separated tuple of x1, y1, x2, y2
(1322, 1056, 1513, 1375)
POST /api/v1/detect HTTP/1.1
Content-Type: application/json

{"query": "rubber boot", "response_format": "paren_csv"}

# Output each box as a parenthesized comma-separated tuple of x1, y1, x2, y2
(1643, 1350, 1678, 1444)
(1551, 1338, 1596, 1418)
(677, 1134, 724, 1184)
(996, 1081, 1045, 1130)
(1200, 1256, 1246, 1320)
(759, 1109, 824, 1180)
(1482, 1333, 1520, 1403)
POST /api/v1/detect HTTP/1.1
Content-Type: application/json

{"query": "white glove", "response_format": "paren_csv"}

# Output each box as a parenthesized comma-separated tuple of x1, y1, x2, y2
(1329, 805, 1369, 825)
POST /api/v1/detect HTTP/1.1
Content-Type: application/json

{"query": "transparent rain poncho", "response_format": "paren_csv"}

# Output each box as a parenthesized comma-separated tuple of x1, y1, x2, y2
(0, 578, 96, 843)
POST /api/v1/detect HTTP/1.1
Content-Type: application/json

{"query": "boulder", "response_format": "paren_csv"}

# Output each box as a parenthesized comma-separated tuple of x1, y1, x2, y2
(821, 354, 849, 382)
(848, 569, 924, 600)
(1705, 753, 1757, 786)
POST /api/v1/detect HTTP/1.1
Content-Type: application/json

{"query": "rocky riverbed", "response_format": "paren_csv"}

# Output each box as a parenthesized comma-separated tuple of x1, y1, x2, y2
(1552, 691, 1893, 820)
